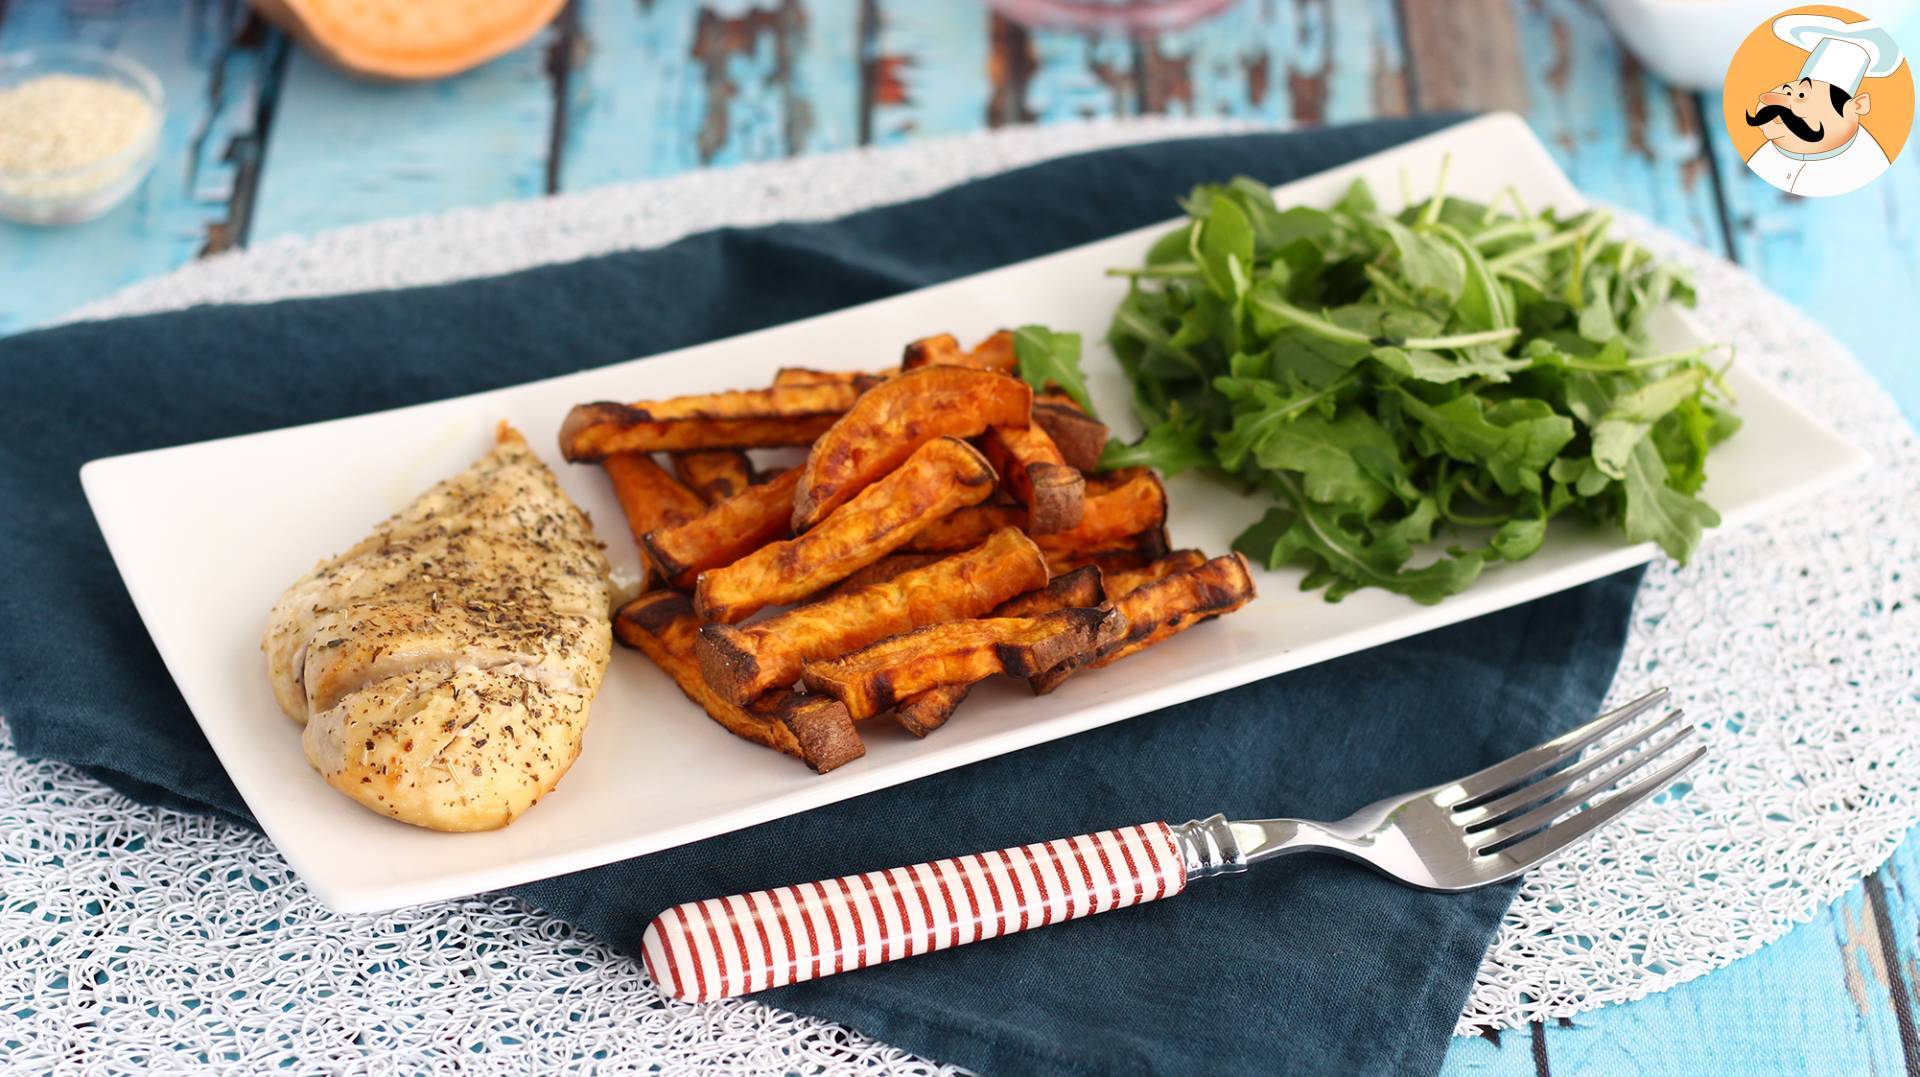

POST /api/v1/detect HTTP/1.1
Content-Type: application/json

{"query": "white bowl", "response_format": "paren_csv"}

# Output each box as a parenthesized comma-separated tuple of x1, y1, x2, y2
(0, 45, 165, 226)
(1602, 0, 1919, 92)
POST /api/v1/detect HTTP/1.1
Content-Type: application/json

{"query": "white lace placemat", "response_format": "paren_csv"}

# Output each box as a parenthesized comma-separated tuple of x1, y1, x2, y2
(3, 119, 1916, 1072)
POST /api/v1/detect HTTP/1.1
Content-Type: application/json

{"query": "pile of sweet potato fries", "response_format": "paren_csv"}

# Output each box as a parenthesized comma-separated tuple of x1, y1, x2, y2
(559, 330, 1256, 773)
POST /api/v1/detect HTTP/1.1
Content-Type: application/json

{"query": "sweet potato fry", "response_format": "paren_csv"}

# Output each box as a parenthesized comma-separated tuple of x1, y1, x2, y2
(891, 566, 1105, 737)
(601, 451, 708, 567)
(800, 552, 945, 604)
(615, 592, 864, 773)
(695, 436, 998, 623)
(559, 382, 862, 460)
(999, 564, 1106, 617)
(905, 467, 1167, 557)
(900, 330, 1016, 374)
(803, 606, 1127, 720)
(1102, 548, 1207, 598)
(980, 422, 1084, 534)
(698, 527, 1048, 704)
(643, 467, 800, 590)
(1040, 467, 1166, 548)
(899, 504, 1021, 553)
(891, 684, 972, 738)
(772, 367, 888, 390)
(791, 365, 1031, 531)
(1044, 528, 1171, 577)
(1032, 392, 1109, 472)
(1031, 552, 1257, 695)
(899, 333, 962, 369)
(671, 450, 754, 503)
(968, 330, 1016, 373)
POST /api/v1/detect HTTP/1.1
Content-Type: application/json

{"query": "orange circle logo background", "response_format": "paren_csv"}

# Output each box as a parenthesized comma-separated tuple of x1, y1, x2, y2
(1722, 5, 1913, 164)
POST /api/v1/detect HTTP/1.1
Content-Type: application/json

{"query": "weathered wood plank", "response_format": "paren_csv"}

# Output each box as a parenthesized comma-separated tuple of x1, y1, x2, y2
(1399, 0, 1526, 113)
(886, 0, 1405, 142)
(1439, 874, 1913, 1074)
(246, 22, 557, 242)
(0, 0, 280, 333)
(861, 1, 992, 144)
(559, 0, 862, 187)
(1705, 90, 1920, 424)
(1153, 0, 1407, 125)
(1401, 0, 1726, 253)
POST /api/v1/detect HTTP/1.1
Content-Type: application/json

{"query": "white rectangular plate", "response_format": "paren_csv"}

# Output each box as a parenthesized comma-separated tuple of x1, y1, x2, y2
(81, 113, 1868, 913)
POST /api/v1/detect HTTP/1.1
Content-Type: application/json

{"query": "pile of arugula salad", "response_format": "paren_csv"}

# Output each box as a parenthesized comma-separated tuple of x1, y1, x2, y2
(1101, 168, 1740, 604)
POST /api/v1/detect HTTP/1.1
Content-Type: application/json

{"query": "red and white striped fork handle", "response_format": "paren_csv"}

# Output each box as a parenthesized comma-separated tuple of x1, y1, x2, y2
(641, 821, 1189, 1003)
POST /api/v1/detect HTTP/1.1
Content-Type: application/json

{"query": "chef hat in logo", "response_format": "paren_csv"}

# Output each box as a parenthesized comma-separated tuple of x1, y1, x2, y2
(1774, 14, 1903, 95)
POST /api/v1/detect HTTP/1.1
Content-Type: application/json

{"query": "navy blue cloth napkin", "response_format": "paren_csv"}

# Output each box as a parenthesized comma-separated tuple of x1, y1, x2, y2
(0, 116, 1641, 1075)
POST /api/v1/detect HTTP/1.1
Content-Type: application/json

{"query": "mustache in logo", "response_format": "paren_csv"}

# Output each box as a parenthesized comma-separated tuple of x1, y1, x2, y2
(1747, 104, 1826, 142)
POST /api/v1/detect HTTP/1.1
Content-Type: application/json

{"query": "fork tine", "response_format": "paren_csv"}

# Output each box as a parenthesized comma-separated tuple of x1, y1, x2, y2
(1457, 709, 1686, 829)
(1444, 687, 1670, 805)
(1479, 745, 1705, 869)
(1473, 724, 1696, 848)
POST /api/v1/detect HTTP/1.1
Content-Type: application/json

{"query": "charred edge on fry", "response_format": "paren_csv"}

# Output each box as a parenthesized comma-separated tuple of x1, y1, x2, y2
(894, 685, 969, 738)
(753, 692, 865, 773)
(695, 624, 761, 704)
(1031, 401, 1108, 472)
(616, 590, 691, 639)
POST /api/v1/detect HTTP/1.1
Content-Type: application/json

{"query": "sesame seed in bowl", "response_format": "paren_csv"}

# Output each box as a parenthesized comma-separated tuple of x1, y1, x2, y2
(0, 45, 165, 227)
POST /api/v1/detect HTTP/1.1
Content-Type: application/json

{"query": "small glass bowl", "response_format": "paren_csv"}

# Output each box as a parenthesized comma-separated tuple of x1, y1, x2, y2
(0, 45, 165, 226)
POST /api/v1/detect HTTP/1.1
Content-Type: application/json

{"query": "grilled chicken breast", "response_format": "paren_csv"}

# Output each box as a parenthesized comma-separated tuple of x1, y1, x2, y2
(265, 424, 612, 831)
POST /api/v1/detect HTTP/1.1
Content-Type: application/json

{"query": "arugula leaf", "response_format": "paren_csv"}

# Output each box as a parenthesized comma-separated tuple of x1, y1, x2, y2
(1588, 367, 1706, 478)
(1490, 516, 1547, 561)
(1191, 194, 1256, 302)
(1372, 216, 1465, 303)
(1012, 324, 1095, 415)
(1107, 171, 1734, 602)
(1621, 439, 1721, 561)
(1100, 410, 1212, 476)
(1370, 345, 1531, 384)
(1396, 391, 1575, 496)
(1232, 475, 1485, 604)
(1232, 410, 1400, 514)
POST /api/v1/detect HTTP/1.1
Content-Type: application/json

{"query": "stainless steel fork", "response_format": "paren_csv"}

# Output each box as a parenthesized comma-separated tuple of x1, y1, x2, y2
(641, 687, 1702, 1003)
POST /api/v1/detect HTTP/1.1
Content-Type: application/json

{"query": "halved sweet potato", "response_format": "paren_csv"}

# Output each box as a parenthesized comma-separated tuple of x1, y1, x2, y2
(698, 527, 1047, 704)
(643, 468, 800, 590)
(891, 565, 1105, 737)
(615, 591, 864, 773)
(980, 422, 1084, 534)
(900, 330, 1016, 374)
(251, 0, 567, 81)
(1032, 392, 1108, 472)
(695, 436, 998, 624)
(559, 382, 862, 460)
(1031, 552, 1257, 695)
(671, 450, 754, 503)
(791, 365, 1031, 530)
(803, 606, 1127, 720)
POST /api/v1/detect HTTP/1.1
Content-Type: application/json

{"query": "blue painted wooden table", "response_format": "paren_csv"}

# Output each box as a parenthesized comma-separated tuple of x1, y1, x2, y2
(4, 2, 1917, 1072)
